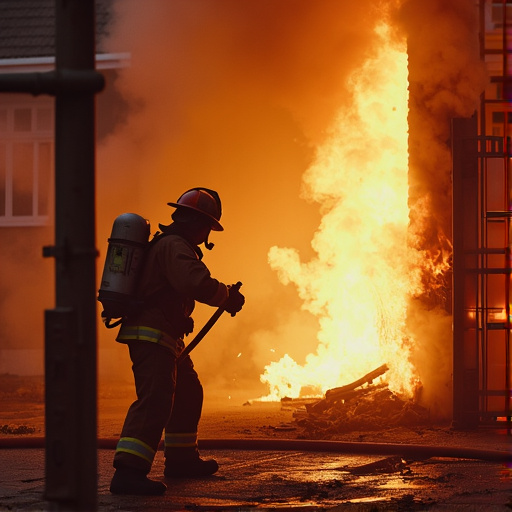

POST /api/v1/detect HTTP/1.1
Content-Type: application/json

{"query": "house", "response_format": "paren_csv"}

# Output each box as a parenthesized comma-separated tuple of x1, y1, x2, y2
(0, 0, 127, 375)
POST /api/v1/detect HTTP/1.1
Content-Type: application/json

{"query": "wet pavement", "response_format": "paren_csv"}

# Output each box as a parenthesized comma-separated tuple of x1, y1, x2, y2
(1, 395, 512, 510)
(1, 440, 511, 511)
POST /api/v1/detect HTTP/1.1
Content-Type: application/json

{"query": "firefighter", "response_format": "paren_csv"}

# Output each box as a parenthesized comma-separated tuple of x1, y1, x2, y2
(109, 187, 245, 496)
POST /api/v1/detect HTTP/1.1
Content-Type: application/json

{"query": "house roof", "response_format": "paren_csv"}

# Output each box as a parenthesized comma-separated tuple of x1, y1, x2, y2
(0, 0, 112, 60)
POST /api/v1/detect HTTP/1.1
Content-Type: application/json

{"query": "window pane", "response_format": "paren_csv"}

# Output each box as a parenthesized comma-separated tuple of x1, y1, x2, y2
(13, 108, 32, 132)
(12, 142, 33, 216)
(493, 111, 504, 123)
(38, 142, 52, 216)
(0, 109, 7, 132)
(0, 143, 5, 216)
(36, 108, 53, 132)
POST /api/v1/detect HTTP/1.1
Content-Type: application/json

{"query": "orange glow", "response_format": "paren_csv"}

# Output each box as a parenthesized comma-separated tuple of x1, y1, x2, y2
(260, 24, 419, 400)
(93, 1, 486, 416)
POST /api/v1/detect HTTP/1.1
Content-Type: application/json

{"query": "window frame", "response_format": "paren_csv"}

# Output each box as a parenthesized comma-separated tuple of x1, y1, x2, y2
(0, 96, 54, 227)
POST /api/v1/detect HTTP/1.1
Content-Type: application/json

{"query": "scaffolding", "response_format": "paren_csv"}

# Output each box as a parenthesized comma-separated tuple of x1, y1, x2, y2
(453, 0, 511, 429)
(479, 0, 511, 426)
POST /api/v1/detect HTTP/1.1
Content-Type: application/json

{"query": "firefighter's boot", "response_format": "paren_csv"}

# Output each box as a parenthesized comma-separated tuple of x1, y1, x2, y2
(110, 467, 167, 495)
(164, 447, 218, 478)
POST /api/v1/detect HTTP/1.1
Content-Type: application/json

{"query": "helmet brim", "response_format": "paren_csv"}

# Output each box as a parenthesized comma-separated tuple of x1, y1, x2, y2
(167, 202, 224, 231)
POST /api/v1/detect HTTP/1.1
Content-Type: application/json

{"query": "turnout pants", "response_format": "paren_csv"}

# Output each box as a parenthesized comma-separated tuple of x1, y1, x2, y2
(113, 339, 204, 473)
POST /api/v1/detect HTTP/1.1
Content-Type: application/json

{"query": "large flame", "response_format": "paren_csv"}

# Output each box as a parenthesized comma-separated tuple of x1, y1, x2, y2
(261, 23, 422, 401)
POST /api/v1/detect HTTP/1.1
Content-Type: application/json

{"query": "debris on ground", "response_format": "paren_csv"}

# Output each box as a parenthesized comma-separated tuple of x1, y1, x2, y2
(271, 423, 297, 432)
(0, 424, 36, 435)
(0, 374, 44, 402)
(283, 365, 430, 438)
(344, 455, 412, 475)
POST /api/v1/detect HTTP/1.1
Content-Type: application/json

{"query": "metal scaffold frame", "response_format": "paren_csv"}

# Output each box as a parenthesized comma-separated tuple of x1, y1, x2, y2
(453, 0, 511, 429)
(478, 0, 511, 426)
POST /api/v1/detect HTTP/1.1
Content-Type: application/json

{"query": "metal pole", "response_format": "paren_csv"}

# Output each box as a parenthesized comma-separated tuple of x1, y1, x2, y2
(0, 1, 103, 509)
(452, 115, 480, 429)
(503, 0, 511, 432)
(43, 1, 101, 509)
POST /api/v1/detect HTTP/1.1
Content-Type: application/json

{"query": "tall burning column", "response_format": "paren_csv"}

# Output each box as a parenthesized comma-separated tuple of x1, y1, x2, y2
(262, 0, 487, 419)
(399, 0, 486, 416)
(264, 17, 418, 400)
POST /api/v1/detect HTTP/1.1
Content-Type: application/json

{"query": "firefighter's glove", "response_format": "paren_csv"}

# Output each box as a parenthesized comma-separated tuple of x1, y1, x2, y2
(224, 286, 245, 317)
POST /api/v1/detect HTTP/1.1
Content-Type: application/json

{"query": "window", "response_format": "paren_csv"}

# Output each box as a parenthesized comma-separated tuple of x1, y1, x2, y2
(490, 110, 512, 137)
(491, 1, 512, 28)
(491, 111, 512, 123)
(0, 99, 54, 226)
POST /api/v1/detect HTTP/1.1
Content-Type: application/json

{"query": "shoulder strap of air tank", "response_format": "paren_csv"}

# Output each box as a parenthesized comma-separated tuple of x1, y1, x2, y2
(147, 231, 171, 247)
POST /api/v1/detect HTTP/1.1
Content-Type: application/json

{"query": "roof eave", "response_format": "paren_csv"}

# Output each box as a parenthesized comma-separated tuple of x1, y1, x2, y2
(0, 52, 131, 73)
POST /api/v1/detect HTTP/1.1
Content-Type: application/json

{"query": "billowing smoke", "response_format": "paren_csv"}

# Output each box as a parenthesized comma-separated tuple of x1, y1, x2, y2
(98, 0, 486, 412)
(97, 0, 393, 397)
(397, 0, 486, 416)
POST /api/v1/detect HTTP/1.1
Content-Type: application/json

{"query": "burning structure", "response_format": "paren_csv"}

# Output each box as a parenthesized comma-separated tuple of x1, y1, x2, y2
(102, 0, 509, 428)
(0, 0, 510, 435)
(258, 0, 511, 430)
(0, 1, 510, 509)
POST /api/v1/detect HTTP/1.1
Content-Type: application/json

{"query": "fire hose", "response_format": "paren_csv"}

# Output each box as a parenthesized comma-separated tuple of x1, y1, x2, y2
(2, 280, 510, 463)
(0, 286, 248, 450)
(0, 436, 510, 463)
(177, 281, 242, 363)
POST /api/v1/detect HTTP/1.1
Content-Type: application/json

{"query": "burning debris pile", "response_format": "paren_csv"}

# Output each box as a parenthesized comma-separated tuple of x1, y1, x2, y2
(285, 365, 430, 438)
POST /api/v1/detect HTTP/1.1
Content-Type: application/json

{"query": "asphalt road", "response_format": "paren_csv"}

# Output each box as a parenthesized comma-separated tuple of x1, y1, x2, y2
(1, 387, 511, 510)
(0, 441, 511, 511)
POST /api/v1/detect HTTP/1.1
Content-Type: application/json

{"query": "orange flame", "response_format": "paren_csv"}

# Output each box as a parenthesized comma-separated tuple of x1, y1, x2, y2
(261, 23, 421, 401)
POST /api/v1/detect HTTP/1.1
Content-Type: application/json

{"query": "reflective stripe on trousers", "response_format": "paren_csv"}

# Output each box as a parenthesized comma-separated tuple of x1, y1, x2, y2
(115, 437, 156, 464)
(165, 432, 198, 449)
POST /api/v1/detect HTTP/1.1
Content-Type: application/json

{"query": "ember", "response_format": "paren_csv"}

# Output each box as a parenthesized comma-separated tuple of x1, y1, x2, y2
(287, 366, 429, 438)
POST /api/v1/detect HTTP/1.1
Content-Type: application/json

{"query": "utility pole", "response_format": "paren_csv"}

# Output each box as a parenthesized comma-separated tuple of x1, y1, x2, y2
(0, 1, 104, 509)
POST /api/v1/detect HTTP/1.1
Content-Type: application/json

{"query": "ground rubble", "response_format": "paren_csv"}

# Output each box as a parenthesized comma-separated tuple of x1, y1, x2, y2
(276, 363, 431, 439)
(287, 383, 430, 439)
(1, 374, 511, 511)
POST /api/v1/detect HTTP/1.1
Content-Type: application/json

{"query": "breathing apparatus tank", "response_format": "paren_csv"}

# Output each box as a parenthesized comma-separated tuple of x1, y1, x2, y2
(98, 213, 150, 328)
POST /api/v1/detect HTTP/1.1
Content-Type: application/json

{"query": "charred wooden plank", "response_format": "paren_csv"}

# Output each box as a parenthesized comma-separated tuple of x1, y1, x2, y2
(304, 365, 389, 415)
(325, 364, 389, 401)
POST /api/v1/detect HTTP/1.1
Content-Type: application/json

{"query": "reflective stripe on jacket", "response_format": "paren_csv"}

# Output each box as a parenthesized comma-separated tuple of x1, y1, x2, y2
(116, 325, 183, 357)
(120, 233, 228, 339)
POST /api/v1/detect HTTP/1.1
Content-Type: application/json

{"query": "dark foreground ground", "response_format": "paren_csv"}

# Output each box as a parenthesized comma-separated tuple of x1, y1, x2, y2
(0, 375, 511, 511)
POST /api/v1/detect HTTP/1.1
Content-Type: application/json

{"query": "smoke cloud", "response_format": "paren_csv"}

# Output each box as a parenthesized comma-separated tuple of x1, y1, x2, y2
(396, 0, 486, 417)
(97, 0, 487, 413)
(98, 0, 392, 397)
